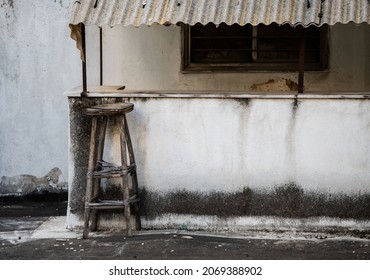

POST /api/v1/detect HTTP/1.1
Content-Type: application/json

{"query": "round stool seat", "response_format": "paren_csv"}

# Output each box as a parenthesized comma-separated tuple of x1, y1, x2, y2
(85, 103, 134, 116)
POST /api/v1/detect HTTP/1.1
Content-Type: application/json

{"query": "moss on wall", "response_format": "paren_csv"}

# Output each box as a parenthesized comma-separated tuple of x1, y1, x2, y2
(139, 183, 370, 220)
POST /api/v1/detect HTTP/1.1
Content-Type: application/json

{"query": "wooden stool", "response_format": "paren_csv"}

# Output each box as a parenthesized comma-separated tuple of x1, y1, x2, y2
(83, 103, 140, 238)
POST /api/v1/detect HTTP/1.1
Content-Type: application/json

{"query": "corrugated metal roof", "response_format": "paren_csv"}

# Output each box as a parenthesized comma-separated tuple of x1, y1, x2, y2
(69, 0, 370, 27)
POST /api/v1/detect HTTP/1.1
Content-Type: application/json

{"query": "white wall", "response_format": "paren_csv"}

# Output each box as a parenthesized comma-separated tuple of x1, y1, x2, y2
(2, 0, 370, 200)
(0, 0, 79, 179)
(67, 96, 370, 230)
(82, 22, 370, 197)
(86, 23, 370, 92)
(127, 98, 370, 194)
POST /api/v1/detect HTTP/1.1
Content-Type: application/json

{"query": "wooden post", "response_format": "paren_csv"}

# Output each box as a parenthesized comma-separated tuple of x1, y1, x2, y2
(99, 27, 103, 86)
(298, 28, 306, 94)
(83, 116, 98, 238)
(123, 114, 141, 230)
(120, 116, 132, 237)
(81, 23, 88, 96)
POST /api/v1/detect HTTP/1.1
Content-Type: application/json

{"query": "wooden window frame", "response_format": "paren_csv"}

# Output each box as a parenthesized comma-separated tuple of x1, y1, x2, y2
(181, 23, 329, 73)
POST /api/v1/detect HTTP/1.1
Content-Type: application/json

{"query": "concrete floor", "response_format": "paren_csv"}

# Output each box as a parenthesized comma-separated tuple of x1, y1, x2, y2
(0, 200, 370, 260)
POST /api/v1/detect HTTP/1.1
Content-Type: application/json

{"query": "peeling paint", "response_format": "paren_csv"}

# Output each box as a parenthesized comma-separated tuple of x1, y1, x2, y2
(250, 78, 298, 92)
(0, 167, 67, 197)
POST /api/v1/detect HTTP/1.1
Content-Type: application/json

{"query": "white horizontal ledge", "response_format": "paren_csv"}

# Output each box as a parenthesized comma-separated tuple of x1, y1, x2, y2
(64, 86, 370, 100)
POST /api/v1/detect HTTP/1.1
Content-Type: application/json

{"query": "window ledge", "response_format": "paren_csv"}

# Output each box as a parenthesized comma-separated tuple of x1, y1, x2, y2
(65, 86, 370, 100)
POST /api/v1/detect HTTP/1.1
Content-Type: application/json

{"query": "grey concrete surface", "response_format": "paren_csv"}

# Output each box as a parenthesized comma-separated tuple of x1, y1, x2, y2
(0, 200, 370, 260)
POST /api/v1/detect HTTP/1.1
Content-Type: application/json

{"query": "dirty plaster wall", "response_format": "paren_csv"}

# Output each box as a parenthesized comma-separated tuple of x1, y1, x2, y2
(135, 97, 370, 231)
(67, 97, 370, 230)
(0, 0, 79, 195)
(66, 22, 370, 230)
(86, 23, 370, 92)
(1, 1, 369, 229)
(130, 99, 370, 194)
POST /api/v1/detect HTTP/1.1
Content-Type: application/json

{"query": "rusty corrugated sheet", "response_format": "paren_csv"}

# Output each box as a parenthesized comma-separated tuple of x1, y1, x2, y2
(69, 0, 370, 27)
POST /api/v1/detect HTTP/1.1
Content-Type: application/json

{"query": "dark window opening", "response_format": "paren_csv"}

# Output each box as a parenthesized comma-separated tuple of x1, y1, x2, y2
(182, 23, 328, 72)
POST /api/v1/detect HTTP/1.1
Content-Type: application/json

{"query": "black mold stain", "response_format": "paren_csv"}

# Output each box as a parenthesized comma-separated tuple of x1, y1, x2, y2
(53, 0, 63, 7)
(1, 0, 14, 8)
(273, 182, 304, 217)
(0, 191, 67, 203)
(139, 183, 370, 220)
(233, 98, 250, 108)
(129, 97, 149, 103)
(286, 98, 301, 172)
(127, 97, 167, 104)
(68, 97, 127, 216)
(292, 98, 300, 114)
(1, 0, 15, 21)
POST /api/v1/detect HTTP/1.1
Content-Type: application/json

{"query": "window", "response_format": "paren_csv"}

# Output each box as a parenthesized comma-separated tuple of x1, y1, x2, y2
(181, 23, 328, 72)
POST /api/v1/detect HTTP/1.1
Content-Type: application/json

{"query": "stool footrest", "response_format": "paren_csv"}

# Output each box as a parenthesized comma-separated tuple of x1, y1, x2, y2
(88, 163, 136, 178)
(86, 196, 139, 210)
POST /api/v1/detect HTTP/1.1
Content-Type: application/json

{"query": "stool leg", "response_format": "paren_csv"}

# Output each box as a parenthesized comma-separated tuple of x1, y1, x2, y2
(83, 116, 99, 239)
(120, 115, 132, 236)
(91, 116, 108, 232)
(123, 114, 141, 230)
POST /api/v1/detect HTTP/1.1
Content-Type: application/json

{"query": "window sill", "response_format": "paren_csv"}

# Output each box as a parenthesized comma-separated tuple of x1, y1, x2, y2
(181, 64, 327, 73)
(65, 86, 370, 100)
